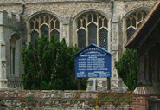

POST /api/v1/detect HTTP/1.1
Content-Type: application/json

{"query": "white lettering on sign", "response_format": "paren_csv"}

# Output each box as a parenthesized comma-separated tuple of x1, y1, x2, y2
(75, 48, 111, 78)
(78, 54, 108, 72)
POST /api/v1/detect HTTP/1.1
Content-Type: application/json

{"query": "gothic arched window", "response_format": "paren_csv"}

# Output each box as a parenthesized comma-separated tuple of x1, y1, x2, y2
(77, 12, 108, 49)
(10, 35, 20, 75)
(126, 11, 147, 41)
(29, 13, 60, 42)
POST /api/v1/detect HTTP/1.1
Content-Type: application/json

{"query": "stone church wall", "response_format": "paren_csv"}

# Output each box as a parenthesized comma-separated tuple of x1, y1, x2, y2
(0, 0, 157, 90)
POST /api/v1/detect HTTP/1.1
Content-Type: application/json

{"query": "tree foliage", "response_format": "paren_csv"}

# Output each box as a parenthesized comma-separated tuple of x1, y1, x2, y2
(115, 48, 138, 91)
(22, 35, 88, 90)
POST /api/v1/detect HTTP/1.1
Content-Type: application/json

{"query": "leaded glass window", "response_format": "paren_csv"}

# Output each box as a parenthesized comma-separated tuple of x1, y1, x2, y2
(77, 29, 86, 48)
(31, 31, 39, 42)
(77, 12, 108, 49)
(127, 28, 135, 41)
(99, 28, 108, 49)
(50, 29, 60, 42)
(41, 24, 49, 36)
(88, 23, 97, 45)
(126, 11, 147, 41)
(29, 13, 60, 42)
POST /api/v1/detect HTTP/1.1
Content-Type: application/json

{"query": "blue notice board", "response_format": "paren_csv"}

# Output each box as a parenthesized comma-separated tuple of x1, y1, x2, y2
(73, 43, 112, 78)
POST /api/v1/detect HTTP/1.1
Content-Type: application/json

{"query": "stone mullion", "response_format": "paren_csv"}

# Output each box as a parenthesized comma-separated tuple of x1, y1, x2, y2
(136, 12, 139, 29)
(48, 16, 51, 41)
(86, 16, 88, 46)
(80, 19, 82, 29)
(45, 16, 50, 40)
(123, 17, 127, 52)
(97, 15, 99, 46)
(39, 16, 41, 38)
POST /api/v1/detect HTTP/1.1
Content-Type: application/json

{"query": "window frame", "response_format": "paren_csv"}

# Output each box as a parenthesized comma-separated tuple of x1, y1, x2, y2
(76, 12, 109, 50)
(125, 10, 147, 42)
(29, 13, 61, 42)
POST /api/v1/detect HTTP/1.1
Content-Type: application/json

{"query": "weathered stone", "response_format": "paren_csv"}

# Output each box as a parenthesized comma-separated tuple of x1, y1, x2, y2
(0, 0, 157, 92)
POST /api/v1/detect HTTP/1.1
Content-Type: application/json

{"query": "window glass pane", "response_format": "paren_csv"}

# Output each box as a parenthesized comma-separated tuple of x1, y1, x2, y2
(30, 21, 34, 30)
(144, 12, 147, 19)
(55, 20, 60, 29)
(10, 36, 17, 75)
(77, 29, 86, 48)
(88, 14, 92, 22)
(78, 19, 81, 29)
(88, 23, 97, 44)
(99, 18, 102, 28)
(50, 20, 54, 29)
(104, 18, 108, 28)
(126, 18, 131, 28)
(93, 13, 97, 22)
(41, 16, 44, 24)
(31, 31, 39, 42)
(41, 24, 49, 36)
(132, 17, 136, 28)
(45, 16, 49, 23)
(50, 30, 60, 42)
(99, 28, 108, 49)
(35, 21, 39, 29)
(127, 28, 135, 41)
(138, 13, 142, 22)
(83, 19, 86, 28)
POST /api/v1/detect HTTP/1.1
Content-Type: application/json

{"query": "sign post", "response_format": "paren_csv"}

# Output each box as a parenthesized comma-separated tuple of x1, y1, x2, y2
(73, 43, 112, 90)
(107, 77, 111, 90)
(78, 78, 81, 90)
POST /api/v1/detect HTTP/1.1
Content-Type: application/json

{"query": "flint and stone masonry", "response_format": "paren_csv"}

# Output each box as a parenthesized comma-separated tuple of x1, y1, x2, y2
(0, 0, 157, 91)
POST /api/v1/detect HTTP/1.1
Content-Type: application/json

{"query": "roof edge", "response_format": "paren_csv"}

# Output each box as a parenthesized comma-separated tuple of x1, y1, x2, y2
(73, 43, 113, 57)
(125, 1, 160, 48)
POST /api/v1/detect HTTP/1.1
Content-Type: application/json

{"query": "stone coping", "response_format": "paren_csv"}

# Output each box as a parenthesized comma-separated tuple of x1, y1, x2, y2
(0, 0, 156, 4)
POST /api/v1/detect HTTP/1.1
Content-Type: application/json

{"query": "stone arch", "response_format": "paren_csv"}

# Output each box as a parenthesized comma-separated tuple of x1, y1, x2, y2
(73, 9, 111, 51)
(9, 32, 20, 41)
(73, 9, 111, 23)
(124, 6, 150, 19)
(27, 10, 62, 22)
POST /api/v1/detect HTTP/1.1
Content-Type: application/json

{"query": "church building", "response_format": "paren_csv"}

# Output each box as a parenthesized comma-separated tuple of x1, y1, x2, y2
(0, 0, 156, 91)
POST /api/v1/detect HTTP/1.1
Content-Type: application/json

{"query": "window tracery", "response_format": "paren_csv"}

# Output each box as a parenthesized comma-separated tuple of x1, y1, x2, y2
(29, 13, 60, 42)
(126, 11, 147, 41)
(77, 12, 108, 49)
